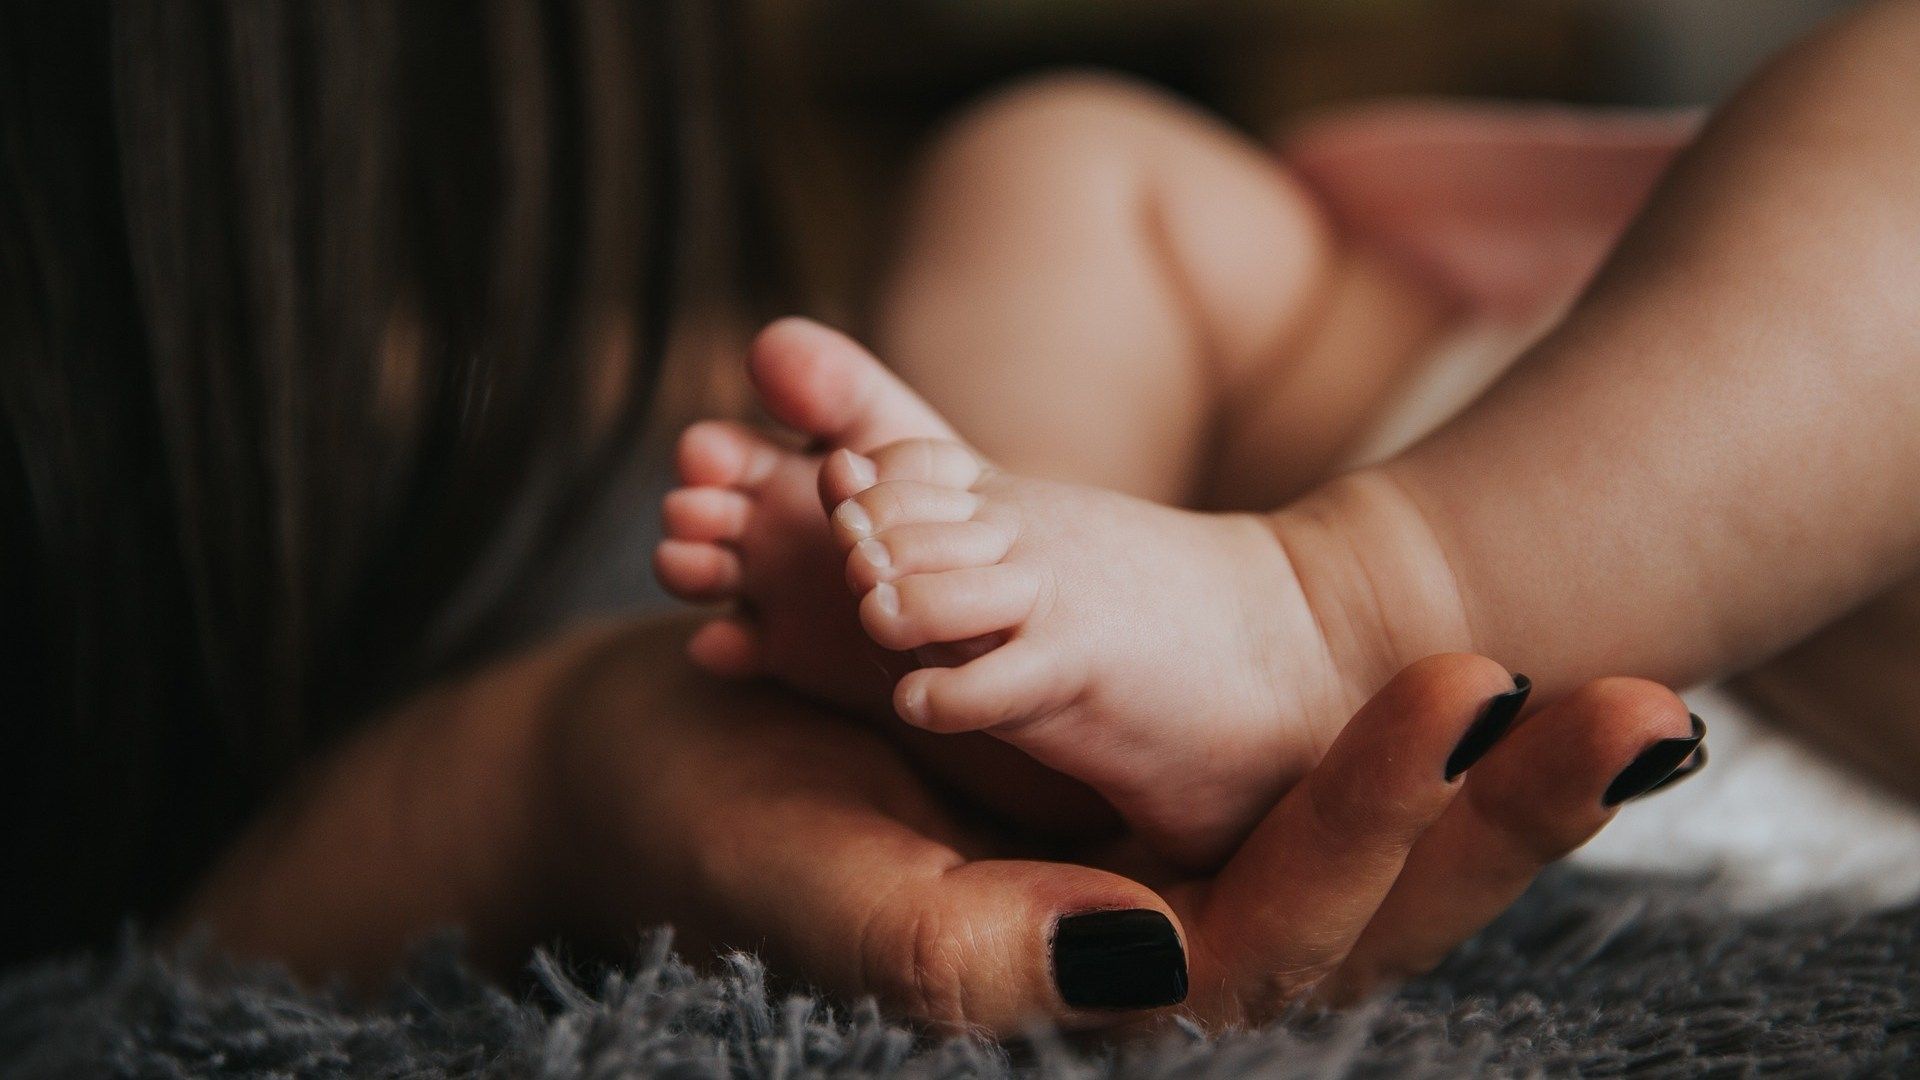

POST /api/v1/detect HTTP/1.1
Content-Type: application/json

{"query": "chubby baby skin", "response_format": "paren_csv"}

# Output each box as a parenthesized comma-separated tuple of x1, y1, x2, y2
(659, 319, 1466, 868)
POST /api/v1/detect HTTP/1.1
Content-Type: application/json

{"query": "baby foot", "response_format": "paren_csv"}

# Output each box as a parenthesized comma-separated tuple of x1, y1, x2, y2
(655, 416, 901, 714)
(822, 440, 1356, 866)
(726, 323, 1386, 869)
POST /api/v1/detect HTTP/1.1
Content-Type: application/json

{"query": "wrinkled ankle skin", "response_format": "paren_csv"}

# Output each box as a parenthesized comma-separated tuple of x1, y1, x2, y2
(1261, 468, 1478, 728)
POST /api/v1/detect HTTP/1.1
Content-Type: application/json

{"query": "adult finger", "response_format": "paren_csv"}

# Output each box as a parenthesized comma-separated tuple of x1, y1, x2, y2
(1182, 654, 1517, 1023)
(1324, 676, 1703, 1000)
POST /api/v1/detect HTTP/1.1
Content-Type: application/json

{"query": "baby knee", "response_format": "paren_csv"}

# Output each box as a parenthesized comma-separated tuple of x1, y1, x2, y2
(921, 70, 1181, 192)
(963, 70, 1179, 134)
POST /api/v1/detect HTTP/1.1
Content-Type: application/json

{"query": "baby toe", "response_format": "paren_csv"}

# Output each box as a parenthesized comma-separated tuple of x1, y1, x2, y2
(868, 438, 985, 491)
(894, 640, 1074, 734)
(831, 480, 979, 548)
(675, 420, 783, 489)
(819, 448, 880, 509)
(687, 616, 767, 678)
(845, 520, 1014, 592)
(663, 487, 753, 543)
(653, 539, 744, 601)
(747, 317, 959, 451)
(860, 564, 1041, 652)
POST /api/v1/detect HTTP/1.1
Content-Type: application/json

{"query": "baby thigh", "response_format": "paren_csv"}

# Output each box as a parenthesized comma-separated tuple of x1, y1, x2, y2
(875, 72, 1394, 506)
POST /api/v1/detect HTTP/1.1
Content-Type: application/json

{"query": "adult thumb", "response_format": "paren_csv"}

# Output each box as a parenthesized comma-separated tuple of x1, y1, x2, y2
(830, 856, 1190, 1034)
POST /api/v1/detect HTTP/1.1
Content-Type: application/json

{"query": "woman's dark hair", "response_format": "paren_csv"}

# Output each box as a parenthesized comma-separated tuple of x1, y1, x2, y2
(0, 0, 768, 962)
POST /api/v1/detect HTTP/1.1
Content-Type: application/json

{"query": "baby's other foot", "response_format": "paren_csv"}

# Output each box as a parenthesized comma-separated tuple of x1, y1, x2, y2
(658, 316, 1007, 698)
(820, 437, 1358, 869)
(656, 317, 988, 705)
(655, 418, 900, 713)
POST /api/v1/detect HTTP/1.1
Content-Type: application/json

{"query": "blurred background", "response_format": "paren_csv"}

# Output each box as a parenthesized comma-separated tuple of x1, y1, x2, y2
(740, 0, 1860, 313)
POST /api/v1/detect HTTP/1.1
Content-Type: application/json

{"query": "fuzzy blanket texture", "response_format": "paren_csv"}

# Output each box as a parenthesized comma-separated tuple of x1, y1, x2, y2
(1, 869, 1914, 1079)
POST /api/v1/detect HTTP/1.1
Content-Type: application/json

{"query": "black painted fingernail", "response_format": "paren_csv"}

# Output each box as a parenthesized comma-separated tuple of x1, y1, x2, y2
(1445, 673, 1532, 780)
(1052, 909, 1188, 1009)
(1639, 741, 1707, 799)
(1603, 713, 1707, 806)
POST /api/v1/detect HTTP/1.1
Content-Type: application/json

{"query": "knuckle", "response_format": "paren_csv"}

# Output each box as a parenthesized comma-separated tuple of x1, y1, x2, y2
(865, 904, 970, 1028)
(1246, 960, 1337, 1022)
(1464, 773, 1588, 865)
(1301, 761, 1392, 843)
(1298, 764, 1433, 866)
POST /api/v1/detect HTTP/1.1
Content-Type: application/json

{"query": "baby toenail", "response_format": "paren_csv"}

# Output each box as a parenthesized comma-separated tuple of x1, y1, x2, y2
(855, 537, 891, 571)
(898, 681, 929, 726)
(835, 500, 874, 539)
(839, 449, 878, 489)
(872, 582, 900, 618)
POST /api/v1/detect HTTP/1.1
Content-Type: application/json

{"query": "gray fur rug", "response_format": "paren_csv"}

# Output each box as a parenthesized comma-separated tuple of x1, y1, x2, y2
(2, 870, 1914, 1078)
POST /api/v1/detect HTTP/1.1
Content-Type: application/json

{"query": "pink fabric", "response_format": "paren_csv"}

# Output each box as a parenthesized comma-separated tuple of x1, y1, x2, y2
(1281, 101, 1702, 319)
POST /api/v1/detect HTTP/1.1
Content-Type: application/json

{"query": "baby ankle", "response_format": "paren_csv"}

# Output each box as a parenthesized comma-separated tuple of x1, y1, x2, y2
(1264, 469, 1476, 712)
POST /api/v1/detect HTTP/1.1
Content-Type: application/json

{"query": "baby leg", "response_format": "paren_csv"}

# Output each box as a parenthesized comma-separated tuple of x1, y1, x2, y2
(1304, 0, 1920, 702)
(874, 72, 1453, 507)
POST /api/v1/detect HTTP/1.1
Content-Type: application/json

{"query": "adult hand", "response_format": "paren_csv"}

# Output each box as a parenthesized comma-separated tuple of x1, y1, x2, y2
(552, 625, 1703, 1033)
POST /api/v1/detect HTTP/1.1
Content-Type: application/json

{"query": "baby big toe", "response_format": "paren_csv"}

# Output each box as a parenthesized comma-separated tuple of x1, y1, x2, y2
(831, 480, 978, 548)
(747, 318, 959, 452)
(821, 438, 983, 508)
(860, 564, 1041, 651)
(845, 520, 1014, 591)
